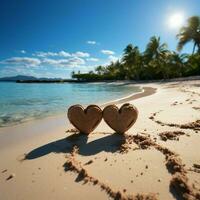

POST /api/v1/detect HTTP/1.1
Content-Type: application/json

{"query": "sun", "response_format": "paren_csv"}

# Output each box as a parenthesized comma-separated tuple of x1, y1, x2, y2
(168, 13, 185, 29)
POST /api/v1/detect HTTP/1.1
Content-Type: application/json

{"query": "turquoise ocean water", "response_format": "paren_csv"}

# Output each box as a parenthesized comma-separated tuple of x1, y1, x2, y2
(0, 82, 141, 127)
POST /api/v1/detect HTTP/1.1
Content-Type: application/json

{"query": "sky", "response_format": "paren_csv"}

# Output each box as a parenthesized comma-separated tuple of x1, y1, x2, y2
(0, 0, 199, 78)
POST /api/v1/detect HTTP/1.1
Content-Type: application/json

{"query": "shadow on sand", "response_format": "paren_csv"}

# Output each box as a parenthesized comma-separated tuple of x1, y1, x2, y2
(25, 133, 125, 160)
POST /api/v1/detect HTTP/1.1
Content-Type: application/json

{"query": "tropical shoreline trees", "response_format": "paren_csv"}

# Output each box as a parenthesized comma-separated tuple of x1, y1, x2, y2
(72, 16, 200, 81)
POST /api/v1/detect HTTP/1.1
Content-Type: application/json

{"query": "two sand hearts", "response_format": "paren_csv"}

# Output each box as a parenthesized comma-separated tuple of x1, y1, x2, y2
(68, 103, 138, 134)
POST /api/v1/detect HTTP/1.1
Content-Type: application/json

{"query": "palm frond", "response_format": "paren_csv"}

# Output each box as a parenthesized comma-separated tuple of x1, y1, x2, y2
(177, 16, 200, 53)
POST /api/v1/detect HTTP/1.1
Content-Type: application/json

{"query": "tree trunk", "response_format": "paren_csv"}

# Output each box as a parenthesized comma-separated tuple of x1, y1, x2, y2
(198, 44, 200, 54)
(192, 43, 196, 54)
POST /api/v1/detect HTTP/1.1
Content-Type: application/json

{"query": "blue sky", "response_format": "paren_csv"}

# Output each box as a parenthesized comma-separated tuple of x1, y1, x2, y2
(0, 0, 199, 78)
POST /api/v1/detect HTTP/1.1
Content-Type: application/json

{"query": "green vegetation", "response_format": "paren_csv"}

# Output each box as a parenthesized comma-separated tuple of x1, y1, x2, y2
(72, 16, 200, 81)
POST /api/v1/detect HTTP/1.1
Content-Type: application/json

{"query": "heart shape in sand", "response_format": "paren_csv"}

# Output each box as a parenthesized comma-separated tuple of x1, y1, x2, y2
(103, 103, 138, 134)
(67, 105, 102, 134)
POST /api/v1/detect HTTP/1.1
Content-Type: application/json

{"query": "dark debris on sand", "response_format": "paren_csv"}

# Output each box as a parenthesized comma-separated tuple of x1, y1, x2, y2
(188, 163, 200, 174)
(6, 173, 15, 181)
(170, 173, 200, 200)
(193, 163, 200, 169)
(159, 131, 185, 141)
(84, 160, 93, 165)
(65, 128, 79, 133)
(180, 120, 200, 130)
(192, 107, 200, 111)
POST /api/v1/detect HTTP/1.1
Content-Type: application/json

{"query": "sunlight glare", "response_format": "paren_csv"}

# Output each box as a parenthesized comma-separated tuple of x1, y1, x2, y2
(168, 12, 185, 29)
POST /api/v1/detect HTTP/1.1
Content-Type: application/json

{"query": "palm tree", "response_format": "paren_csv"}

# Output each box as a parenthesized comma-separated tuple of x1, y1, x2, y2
(144, 36, 168, 79)
(71, 70, 75, 78)
(177, 16, 200, 54)
(166, 52, 188, 77)
(95, 65, 105, 75)
(168, 52, 187, 65)
(106, 62, 117, 75)
(186, 53, 200, 75)
(123, 44, 140, 61)
(122, 44, 141, 79)
(144, 36, 168, 60)
(114, 60, 126, 80)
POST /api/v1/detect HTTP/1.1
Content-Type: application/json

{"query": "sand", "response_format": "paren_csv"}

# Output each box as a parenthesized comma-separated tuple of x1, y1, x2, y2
(0, 78, 200, 200)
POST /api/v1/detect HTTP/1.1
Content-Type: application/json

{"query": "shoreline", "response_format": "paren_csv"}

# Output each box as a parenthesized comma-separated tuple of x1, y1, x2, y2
(101, 86, 157, 107)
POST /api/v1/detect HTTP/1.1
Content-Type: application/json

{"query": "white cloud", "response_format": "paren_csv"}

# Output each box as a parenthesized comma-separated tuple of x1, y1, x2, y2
(67, 57, 85, 66)
(34, 51, 58, 57)
(42, 57, 85, 67)
(2, 57, 41, 66)
(42, 58, 59, 65)
(87, 40, 96, 45)
(101, 50, 115, 55)
(20, 50, 26, 54)
(34, 50, 89, 58)
(108, 55, 118, 62)
(72, 51, 90, 58)
(58, 51, 71, 57)
(1, 55, 86, 68)
(1, 49, 92, 71)
(86, 58, 99, 62)
(34, 51, 71, 57)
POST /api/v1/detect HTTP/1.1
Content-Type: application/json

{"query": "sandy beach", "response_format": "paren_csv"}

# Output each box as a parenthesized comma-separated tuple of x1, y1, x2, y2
(0, 79, 200, 200)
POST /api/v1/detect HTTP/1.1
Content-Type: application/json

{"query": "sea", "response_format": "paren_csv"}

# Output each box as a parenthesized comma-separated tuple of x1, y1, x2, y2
(0, 82, 141, 127)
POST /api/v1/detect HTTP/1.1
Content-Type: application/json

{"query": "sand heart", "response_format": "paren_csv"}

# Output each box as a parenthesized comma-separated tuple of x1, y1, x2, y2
(67, 105, 102, 134)
(103, 103, 138, 134)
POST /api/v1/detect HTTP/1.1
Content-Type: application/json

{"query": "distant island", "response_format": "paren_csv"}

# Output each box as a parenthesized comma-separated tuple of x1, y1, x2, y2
(0, 75, 92, 83)
(0, 75, 38, 82)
